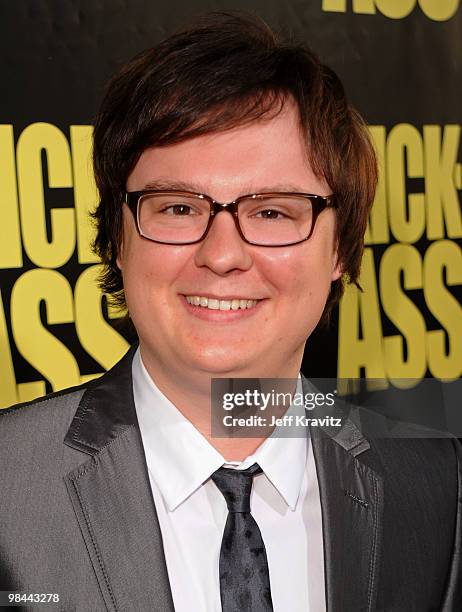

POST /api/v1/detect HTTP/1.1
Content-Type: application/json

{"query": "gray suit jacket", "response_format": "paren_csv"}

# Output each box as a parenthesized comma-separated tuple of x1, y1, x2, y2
(1, 347, 461, 611)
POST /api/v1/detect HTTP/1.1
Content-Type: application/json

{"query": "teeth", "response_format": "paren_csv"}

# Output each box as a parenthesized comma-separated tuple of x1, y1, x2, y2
(185, 295, 259, 311)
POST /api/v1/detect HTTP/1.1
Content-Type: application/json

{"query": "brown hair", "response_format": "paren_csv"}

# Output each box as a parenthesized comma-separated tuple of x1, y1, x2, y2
(92, 10, 377, 321)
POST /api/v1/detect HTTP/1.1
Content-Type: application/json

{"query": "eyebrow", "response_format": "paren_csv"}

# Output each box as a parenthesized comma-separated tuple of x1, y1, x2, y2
(141, 179, 310, 195)
(142, 179, 207, 192)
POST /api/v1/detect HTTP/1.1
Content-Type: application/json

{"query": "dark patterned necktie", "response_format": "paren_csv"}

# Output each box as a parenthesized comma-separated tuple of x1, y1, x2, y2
(211, 464, 274, 612)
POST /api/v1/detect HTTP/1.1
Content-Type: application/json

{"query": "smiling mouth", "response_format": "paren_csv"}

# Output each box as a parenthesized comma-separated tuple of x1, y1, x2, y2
(184, 295, 260, 311)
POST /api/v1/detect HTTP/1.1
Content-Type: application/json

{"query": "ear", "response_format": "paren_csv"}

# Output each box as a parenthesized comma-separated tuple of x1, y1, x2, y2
(116, 209, 126, 270)
(332, 263, 342, 282)
(116, 233, 124, 270)
(331, 250, 343, 282)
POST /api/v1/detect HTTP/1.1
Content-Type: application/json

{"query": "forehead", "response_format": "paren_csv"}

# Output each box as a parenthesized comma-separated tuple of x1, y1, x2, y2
(126, 103, 330, 198)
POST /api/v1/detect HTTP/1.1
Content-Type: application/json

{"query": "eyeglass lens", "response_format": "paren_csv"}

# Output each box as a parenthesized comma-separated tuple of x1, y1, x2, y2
(137, 193, 314, 245)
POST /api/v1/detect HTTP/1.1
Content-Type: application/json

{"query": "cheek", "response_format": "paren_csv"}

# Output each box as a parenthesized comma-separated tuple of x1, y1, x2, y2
(121, 241, 192, 305)
(257, 243, 334, 335)
(259, 243, 333, 297)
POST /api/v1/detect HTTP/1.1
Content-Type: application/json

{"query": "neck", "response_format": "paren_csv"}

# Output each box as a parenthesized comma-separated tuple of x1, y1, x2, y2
(138, 344, 303, 462)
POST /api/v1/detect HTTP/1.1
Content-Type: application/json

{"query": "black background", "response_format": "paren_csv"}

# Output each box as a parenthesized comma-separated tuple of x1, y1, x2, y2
(0, 0, 460, 389)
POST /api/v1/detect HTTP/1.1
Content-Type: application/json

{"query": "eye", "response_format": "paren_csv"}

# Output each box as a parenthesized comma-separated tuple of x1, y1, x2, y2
(161, 203, 197, 216)
(254, 208, 290, 220)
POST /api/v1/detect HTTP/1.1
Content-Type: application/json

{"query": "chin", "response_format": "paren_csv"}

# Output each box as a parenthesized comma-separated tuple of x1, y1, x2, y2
(189, 348, 256, 376)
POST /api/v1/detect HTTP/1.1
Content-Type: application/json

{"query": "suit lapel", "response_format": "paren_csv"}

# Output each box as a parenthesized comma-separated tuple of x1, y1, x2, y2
(302, 377, 384, 612)
(64, 347, 174, 612)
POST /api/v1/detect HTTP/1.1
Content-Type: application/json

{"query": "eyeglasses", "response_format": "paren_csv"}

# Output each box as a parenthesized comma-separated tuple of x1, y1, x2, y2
(125, 189, 336, 247)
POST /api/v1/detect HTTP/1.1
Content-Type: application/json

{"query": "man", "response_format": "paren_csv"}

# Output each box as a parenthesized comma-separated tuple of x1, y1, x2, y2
(0, 12, 460, 612)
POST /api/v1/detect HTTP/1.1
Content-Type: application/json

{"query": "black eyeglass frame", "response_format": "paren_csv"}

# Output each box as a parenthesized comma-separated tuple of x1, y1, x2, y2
(125, 189, 336, 247)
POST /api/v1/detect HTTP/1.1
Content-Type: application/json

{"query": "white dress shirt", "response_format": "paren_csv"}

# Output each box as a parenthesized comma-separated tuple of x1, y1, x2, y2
(132, 349, 326, 611)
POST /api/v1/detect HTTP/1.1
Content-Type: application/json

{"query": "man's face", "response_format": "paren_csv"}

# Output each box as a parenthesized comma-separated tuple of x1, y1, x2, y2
(119, 102, 341, 380)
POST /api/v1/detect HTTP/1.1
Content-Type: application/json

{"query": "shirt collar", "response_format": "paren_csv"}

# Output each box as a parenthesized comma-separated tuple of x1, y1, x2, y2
(226, 380, 308, 510)
(132, 348, 307, 512)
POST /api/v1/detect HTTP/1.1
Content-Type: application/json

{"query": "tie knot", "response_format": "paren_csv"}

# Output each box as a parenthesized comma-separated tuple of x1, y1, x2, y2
(211, 463, 262, 513)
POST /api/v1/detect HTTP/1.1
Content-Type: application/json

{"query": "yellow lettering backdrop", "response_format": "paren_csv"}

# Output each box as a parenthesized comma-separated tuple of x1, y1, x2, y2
(1, 120, 459, 407)
(338, 123, 462, 385)
(0, 123, 129, 408)
(322, 0, 460, 20)
(0, 2, 460, 407)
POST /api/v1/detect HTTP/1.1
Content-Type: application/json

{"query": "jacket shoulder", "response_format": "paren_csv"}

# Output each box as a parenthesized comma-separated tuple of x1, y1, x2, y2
(0, 382, 95, 449)
(1, 382, 90, 415)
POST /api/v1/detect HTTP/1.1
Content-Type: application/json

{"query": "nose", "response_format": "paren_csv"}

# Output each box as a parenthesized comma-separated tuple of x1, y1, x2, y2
(194, 210, 253, 275)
